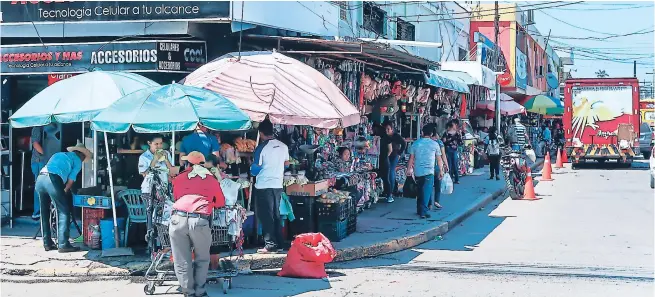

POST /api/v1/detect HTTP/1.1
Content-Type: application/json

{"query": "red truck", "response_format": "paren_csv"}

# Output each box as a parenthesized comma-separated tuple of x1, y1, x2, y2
(563, 78, 640, 167)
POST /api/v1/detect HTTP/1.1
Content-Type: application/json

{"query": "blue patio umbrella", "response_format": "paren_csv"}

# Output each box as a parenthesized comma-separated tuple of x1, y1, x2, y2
(91, 83, 252, 133)
(9, 71, 159, 128)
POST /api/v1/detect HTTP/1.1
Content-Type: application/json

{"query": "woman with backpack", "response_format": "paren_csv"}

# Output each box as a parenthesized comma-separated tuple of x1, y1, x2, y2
(485, 126, 503, 181)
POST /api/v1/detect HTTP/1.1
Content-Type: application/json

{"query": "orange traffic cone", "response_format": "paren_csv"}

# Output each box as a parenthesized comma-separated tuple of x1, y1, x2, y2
(561, 148, 569, 163)
(555, 148, 564, 168)
(521, 168, 539, 200)
(541, 152, 554, 181)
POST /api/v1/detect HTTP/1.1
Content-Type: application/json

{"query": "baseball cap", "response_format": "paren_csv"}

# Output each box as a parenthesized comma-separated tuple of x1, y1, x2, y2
(181, 151, 206, 165)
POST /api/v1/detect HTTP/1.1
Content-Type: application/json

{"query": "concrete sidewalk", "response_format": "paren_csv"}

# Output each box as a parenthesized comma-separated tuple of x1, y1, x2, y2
(0, 160, 543, 278)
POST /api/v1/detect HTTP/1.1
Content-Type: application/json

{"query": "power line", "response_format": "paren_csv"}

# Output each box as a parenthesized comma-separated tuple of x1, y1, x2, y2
(386, 1, 585, 22)
(549, 4, 653, 11)
(536, 7, 644, 36)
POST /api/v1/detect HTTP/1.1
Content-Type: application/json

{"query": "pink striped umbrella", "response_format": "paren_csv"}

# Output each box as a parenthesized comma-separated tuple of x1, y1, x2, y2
(183, 51, 360, 128)
(475, 93, 526, 116)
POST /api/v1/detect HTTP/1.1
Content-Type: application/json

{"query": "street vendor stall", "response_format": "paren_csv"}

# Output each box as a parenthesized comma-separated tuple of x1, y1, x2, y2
(8, 70, 159, 251)
(91, 83, 252, 294)
(183, 51, 367, 243)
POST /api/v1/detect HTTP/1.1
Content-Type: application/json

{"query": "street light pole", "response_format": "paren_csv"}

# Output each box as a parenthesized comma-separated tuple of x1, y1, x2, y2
(494, 1, 501, 131)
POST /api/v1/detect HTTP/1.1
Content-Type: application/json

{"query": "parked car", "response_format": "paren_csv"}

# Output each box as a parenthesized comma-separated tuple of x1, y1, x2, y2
(650, 146, 655, 189)
(640, 122, 654, 159)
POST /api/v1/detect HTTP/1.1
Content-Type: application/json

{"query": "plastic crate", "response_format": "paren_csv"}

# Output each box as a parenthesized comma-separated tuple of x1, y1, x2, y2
(316, 199, 351, 222)
(347, 213, 357, 235)
(317, 218, 348, 242)
(82, 208, 106, 247)
(73, 194, 114, 209)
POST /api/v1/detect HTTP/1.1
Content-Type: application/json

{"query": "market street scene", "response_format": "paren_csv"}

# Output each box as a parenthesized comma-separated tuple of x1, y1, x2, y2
(0, 1, 653, 297)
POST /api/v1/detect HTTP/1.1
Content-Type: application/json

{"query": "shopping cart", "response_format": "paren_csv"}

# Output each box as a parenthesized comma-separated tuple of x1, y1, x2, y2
(143, 200, 245, 295)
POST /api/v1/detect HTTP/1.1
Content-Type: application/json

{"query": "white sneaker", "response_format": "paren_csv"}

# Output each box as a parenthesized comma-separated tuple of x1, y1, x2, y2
(387, 197, 395, 203)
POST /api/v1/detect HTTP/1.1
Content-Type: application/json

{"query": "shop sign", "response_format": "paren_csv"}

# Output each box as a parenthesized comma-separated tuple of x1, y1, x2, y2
(0, 1, 230, 24)
(47, 73, 77, 85)
(515, 47, 528, 90)
(497, 71, 512, 86)
(0, 40, 206, 75)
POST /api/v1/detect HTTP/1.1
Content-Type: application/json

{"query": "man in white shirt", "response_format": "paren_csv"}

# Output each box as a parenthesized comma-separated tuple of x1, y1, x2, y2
(250, 119, 289, 254)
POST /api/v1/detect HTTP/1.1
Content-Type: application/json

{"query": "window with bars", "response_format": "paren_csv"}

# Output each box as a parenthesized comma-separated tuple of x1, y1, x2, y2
(396, 18, 415, 41)
(363, 2, 386, 36)
(331, 1, 348, 21)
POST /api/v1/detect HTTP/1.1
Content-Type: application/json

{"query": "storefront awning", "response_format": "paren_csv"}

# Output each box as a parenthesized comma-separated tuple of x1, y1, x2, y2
(440, 61, 497, 89)
(243, 35, 437, 74)
(424, 69, 470, 94)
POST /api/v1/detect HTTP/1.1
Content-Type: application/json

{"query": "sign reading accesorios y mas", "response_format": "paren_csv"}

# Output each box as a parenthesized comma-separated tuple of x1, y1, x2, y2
(0, 1, 230, 23)
(0, 40, 206, 75)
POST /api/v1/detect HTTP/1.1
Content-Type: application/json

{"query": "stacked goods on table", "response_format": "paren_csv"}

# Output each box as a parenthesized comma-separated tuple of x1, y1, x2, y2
(234, 137, 257, 153)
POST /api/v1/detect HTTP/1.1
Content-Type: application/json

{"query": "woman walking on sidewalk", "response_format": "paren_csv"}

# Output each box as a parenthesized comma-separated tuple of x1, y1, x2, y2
(485, 127, 503, 181)
(442, 121, 462, 184)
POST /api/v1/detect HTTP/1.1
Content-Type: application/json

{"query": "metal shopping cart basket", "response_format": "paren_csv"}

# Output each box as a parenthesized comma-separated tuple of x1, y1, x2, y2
(143, 200, 245, 295)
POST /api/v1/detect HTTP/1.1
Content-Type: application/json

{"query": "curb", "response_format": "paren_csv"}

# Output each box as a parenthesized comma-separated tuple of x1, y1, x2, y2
(2, 160, 544, 278)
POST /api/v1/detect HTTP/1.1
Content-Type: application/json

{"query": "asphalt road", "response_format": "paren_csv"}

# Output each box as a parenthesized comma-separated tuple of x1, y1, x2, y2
(2, 161, 653, 297)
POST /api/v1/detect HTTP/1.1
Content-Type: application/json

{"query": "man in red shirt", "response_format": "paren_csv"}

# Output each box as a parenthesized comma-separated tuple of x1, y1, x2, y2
(170, 151, 225, 297)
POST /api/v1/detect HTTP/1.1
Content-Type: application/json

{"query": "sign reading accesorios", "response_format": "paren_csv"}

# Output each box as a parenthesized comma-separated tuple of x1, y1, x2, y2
(0, 1, 230, 23)
(0, 40, 206, 75)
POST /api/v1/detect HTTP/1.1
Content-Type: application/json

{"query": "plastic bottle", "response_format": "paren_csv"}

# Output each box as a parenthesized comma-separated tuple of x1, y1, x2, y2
(90, 224, 101, 250)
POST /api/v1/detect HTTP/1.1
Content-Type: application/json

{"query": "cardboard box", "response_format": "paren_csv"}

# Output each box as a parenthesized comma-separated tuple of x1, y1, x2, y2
(286, 180, 329, 197)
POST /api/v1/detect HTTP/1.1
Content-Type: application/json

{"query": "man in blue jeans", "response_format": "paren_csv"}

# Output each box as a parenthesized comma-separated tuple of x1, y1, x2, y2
(407, 126, 444, 219)
(30, 123, 60, 220)
(36, 144, 90, 253)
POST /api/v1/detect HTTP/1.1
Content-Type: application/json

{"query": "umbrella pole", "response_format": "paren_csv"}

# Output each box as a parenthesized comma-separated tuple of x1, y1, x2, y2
(247, 133, 260, 211)
(102, 133, 133, 257)
(171, 131, 176, 166)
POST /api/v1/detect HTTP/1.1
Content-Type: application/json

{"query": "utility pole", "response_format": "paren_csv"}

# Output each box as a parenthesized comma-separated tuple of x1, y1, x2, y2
(494, 1, 501, 131)
(647, 69, 654, 99)
(634, 61, 637, 78)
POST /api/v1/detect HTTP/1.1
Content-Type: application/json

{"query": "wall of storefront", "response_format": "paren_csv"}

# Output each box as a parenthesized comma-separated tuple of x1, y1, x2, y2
(339, 1, 456, 61)
(232, 1, 340, 37)
(470, 21, 514, 86)
(439, 2, 472, 62)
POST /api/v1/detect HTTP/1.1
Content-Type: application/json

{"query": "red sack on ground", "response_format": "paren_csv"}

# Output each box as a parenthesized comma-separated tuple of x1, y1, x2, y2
(278, 233, 337, 279)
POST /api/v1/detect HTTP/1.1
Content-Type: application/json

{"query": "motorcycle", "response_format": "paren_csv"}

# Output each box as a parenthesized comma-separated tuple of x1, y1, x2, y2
(501, 145, 532, 200)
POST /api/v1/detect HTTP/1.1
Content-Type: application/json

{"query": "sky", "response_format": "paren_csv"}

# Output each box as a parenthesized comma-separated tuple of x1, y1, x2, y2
(521, 1, 654, 81)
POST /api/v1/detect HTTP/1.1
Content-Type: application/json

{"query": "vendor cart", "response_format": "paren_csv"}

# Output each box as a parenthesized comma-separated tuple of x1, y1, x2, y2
(143, 194, 245, 295)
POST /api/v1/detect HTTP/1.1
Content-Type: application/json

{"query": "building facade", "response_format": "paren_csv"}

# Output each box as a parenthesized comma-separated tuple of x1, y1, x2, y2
(469, 3, 568, 101)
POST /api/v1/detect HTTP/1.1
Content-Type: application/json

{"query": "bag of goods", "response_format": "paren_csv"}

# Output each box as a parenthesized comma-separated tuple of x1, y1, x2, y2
(441, 174, 454, 195)
(278, 233, 337, 279)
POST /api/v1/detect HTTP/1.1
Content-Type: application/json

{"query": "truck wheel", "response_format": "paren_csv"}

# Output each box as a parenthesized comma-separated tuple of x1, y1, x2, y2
(650, 174, 654, 189)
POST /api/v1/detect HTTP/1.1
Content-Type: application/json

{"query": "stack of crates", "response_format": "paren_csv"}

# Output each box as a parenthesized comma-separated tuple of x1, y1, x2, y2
(316, 198, 351, 242)
(287, 196, 316, 239)
(346, 193, 357, 235)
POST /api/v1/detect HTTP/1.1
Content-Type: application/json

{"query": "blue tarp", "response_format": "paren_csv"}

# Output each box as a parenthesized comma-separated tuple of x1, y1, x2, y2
(424, 69, 470, 94)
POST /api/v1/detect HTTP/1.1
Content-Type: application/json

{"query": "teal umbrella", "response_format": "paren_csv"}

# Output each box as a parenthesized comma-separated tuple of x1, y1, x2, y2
(9, 71, 159, 128)
(91, 83, 252, 133)
(523, 95, 563, 115)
